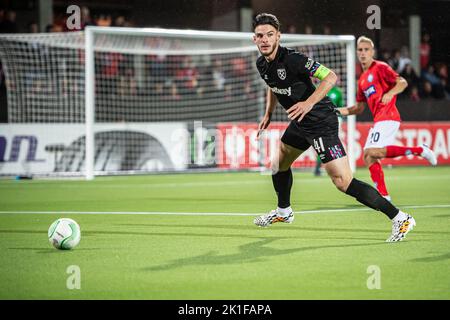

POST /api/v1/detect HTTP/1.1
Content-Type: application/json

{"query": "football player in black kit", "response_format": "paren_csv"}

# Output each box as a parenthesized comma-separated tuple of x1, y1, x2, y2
(252, 13, 415, 242)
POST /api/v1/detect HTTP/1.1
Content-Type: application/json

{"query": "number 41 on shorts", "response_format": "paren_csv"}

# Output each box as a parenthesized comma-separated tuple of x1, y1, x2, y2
(313, 137, 325, 153)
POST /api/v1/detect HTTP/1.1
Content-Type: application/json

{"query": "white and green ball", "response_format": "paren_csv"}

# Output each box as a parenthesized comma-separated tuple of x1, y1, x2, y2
(48, 218, 81, 250)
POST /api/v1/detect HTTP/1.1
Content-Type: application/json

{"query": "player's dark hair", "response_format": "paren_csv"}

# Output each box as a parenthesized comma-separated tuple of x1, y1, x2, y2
(253, 13, 280, 31)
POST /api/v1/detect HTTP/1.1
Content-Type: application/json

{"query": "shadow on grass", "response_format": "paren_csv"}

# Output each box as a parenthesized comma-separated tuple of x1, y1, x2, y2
(117, 223, 389, 235)
(410, 252, 450, 263)
(432, 214, 450, 218)
(2, 221, 447, 243)
(113, 223, 450, 236)
(144, 238, 386, 272)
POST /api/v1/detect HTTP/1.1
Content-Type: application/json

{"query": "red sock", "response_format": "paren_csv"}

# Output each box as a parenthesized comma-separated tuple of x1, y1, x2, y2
(385, 145, 423, 158)
(369, 162, 389, 196)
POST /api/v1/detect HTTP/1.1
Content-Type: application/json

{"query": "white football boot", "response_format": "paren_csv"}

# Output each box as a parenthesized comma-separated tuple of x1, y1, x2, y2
(420, 144, 437, 166)
(254, 210, 294, 227)
(386, 211, 416, 242)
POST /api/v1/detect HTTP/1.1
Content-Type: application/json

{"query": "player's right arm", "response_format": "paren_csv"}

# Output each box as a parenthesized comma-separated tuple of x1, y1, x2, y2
(338, 101, 366, 116)
(337, 79, 366, 116)
(257, 87, 278, 139)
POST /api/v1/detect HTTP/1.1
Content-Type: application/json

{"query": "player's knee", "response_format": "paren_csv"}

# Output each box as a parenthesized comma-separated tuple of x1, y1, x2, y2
(363, 151, 378, 166)
(276, 144, 294, 171)
(271, 161, 283, 174)
(278, 161, 291, 172)
(364, 148, 385, 160)
(364, 149, 373, 158)
(363, 153, 372, 166)
(270, 156, 289, 174)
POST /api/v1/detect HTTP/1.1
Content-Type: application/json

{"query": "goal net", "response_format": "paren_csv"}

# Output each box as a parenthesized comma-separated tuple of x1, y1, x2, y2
(0, 27, 355, 179)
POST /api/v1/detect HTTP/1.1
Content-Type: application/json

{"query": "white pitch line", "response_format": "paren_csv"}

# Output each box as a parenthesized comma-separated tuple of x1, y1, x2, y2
(0, 211, 255, 216)
(0, 204, 449, 216)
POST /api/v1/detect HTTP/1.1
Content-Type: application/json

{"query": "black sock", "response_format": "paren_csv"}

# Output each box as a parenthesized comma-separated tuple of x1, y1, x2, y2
(272, 168, 293, 208)
(345, 178, 399, 219)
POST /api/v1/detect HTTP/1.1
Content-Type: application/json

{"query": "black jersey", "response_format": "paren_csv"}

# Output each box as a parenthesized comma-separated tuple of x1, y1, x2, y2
(256, 46, 335, 126)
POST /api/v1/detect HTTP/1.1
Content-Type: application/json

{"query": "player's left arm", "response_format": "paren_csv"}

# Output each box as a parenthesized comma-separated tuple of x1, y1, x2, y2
(381, 76, 408, 104)
(287, 64, 337, 122)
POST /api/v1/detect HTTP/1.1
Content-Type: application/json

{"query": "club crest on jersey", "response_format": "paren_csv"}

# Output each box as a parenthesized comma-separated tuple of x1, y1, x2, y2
(368, 73, 374, 82)
(277, 68, 286, 80)
(363, 85, 376, 98)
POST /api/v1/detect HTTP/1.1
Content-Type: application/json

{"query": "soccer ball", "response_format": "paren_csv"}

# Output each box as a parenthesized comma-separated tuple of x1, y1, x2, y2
(48, 218, 81, 250)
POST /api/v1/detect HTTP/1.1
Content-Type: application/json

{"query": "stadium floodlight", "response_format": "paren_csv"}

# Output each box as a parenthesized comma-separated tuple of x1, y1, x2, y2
(0, 27, 355, 179)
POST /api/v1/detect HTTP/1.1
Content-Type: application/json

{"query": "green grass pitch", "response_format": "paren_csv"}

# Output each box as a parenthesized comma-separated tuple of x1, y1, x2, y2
(0, 166, 449, 300)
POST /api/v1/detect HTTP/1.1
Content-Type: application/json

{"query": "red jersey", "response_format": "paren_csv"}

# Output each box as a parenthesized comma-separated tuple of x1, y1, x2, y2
(356, 60, 401, 123)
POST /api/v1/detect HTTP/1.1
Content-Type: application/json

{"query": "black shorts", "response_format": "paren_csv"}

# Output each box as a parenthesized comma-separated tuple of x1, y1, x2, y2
(281, 113, 346, 163)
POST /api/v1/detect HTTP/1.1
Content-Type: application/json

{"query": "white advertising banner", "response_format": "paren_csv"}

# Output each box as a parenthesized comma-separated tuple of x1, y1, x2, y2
(0, 123, 188, 175)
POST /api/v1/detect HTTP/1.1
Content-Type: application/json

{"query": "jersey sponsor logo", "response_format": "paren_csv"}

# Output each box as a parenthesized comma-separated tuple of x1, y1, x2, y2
(270, 86, 291, 96)
(305, 58, 314, 70)
(363, 85, 376, 98)
(368, 73, 374, 82)
(277, 68, 286, 80)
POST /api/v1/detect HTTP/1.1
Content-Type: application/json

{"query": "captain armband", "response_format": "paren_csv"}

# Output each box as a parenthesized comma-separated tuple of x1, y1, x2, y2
(312, 64, 331, 80)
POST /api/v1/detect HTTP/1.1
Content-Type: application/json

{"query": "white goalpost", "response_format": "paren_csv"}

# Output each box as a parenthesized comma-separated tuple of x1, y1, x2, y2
(0, 27, 355, 179)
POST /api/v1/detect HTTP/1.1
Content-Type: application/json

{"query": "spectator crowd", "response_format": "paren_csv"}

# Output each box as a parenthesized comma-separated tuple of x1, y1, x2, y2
(361, 34, 449, 101)
(1, 5, 449, 105)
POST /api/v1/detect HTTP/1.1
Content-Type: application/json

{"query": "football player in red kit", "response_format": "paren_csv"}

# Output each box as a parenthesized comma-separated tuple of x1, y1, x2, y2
(338, 36, 437, 201)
